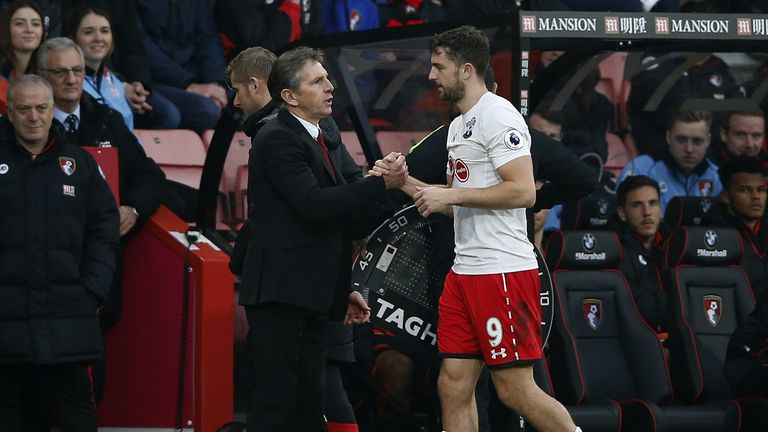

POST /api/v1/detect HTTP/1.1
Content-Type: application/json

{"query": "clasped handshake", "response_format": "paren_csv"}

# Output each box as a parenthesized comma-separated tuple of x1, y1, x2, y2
(367, 152, 409, 190)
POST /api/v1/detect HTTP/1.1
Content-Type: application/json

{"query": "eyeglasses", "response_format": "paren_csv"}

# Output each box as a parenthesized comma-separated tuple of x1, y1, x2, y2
(40, 67, 85, 78)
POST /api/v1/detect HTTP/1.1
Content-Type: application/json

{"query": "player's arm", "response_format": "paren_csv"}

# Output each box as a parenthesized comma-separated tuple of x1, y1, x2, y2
(400, 175, 447, 198)
(455, 155, 535, 209)
(414, 156, 534, 217)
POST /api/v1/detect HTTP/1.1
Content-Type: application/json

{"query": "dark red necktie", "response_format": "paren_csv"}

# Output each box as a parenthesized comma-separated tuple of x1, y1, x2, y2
(316, 132, 336, 182)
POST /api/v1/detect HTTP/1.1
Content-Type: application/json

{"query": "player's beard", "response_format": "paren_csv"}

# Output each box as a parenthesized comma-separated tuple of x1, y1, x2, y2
(440, 72, 465, 103)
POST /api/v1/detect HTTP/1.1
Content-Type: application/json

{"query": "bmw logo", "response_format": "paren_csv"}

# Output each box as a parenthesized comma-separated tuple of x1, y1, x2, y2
(582, 233, 596, 251)
(704, 230, 718, 249)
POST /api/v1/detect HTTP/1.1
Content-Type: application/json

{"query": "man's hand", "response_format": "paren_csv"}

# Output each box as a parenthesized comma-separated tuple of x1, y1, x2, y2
(414, 186, 455, 217)
(187, 83, 228, 110)
(369, 152, 408, 189)
(124, 82, 152, 114)
(118, 206, 139, 236)
(345, 291, 371, 325)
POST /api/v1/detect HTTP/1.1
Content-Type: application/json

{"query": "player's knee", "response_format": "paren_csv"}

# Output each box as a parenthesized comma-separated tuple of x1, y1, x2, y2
(437, 368, 475, 402)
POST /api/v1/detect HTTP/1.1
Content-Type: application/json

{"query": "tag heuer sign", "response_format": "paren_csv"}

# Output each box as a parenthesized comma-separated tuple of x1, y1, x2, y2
(351, 205, 555, 349)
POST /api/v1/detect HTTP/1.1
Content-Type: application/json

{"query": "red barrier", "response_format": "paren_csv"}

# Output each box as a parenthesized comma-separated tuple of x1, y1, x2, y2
(99, 206, 233, 431)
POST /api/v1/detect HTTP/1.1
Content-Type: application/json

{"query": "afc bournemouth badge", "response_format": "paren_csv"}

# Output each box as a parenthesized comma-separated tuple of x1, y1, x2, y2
(583, 298, 602, 330)
(59, 157, 76, 176)
(462, 117, 476, 139)
(698, 179, 713, 196)
(703, 295, 722, 327)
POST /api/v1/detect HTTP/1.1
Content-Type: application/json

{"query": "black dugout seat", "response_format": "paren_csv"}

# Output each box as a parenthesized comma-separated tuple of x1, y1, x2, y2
(665, 226, 768, 430)
(546, 230, 741, 431)
(663, 196, 716, 229)
(561, 193, 617, 230)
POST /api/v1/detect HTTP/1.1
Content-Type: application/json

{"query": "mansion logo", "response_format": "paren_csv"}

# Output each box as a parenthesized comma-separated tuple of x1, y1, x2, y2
(522, 15, 597, 33)
(736, 17, 768, 36)
(655, 17, 730, 34)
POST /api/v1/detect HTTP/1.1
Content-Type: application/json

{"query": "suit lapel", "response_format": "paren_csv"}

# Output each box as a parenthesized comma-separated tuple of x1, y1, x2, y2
(278, 110, 338, 184)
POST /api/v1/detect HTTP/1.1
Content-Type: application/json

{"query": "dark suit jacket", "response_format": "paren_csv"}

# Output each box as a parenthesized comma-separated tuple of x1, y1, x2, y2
(239, 109, 388, 319)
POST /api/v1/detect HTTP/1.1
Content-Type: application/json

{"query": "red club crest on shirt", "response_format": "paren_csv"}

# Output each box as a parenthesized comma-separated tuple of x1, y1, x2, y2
(699, 179, 713, 196)
(59, 157, 76, 176)
(454, 159, 469, 182)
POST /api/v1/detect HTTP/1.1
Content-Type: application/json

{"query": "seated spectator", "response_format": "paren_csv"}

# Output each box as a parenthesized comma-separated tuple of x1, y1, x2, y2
(135, 0, 228, 132)
(737, 58, 768, 113)
(0, 0, 45, 114)
(628, 52, 736, 155)
(529, 99, 564, 142)
(16, 0, 179, 130)
(713, 109, 768, 176)
(725, 287, 768, 398)
(214, 0, 308, 55)
(542, 69, 611, 162)
(618, 109, 722, 212)
(704, 156, 768, 298)
(68, 7, 134, 129)
(38, 36, 167, 402)
(324, 0, 379, 32)
(610, 175, 670, 333)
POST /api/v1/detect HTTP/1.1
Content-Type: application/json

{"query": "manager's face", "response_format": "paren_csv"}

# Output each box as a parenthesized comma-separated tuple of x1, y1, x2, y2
(283, 60, 334, 124)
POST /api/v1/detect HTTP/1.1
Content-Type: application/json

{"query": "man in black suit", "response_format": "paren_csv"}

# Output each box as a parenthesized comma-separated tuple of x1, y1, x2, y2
(240, 46, 407, 432)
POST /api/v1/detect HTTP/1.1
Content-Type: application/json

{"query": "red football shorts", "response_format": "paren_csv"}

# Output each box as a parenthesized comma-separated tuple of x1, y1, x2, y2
(438, 269, 543, 368)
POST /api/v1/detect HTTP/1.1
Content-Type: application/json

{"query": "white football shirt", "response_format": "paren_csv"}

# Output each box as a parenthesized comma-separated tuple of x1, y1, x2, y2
(446, 92, 537, 275)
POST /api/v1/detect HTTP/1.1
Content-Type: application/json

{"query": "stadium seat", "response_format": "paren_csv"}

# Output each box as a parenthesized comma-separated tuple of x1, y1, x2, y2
(491, 50, 513, 99)
(664, 226, 768, 430)
(560, 192, 617, 231)
(595, 78, 617, 104)
(663, 196, 716, 229)
(605, 132, 631, 177)
(375, 131, 429, 156)
(598, 52, 628, 101)
(136, 129, 207, 188)
(234, 165, 249, 221)
(137, 129, 230, 225)
(202, 130, 251, 224)
(618, 80, 632, 130)
(545, 230, 742, 432)
(339, 131, 368, 170)
(623, 131, 638, 158)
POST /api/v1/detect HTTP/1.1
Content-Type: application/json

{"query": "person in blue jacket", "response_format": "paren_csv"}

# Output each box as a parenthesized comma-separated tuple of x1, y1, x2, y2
(134, 0, 228, 132)
(618, 108, 722, 212)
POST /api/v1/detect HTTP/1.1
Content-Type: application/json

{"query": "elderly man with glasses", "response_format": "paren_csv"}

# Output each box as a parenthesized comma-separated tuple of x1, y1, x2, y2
(37, 36, 165, 401)
(617, 108, 722, 211)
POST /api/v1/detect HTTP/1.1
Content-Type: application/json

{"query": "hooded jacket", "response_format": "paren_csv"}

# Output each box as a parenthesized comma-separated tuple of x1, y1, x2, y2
(0, 118, 119, 364)
(618, 151, 722, 212)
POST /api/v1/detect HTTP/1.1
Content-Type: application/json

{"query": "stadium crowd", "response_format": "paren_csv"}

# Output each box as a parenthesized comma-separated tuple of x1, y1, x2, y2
(0, 0, 767, 431)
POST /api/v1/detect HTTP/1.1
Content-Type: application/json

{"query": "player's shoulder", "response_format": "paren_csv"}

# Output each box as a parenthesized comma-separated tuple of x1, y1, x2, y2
(476, 93, 527, 133)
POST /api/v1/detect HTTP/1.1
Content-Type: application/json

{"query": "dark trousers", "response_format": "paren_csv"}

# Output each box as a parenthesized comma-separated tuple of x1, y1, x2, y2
(151, 83, 221, 132)
(246, 303, 328, 432)
(0, 362, 97, 432)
